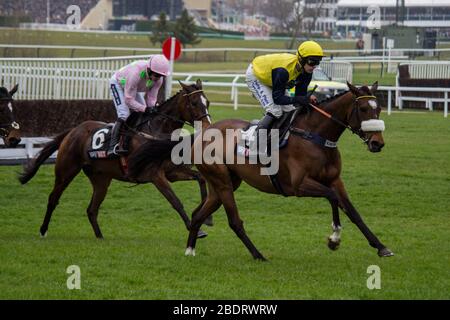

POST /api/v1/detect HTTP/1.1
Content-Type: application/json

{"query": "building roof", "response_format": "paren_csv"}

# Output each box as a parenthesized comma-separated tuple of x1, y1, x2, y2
(338, 0, 450, 7)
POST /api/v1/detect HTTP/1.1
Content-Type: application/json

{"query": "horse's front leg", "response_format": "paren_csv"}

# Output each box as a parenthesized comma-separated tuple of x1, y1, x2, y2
(166, 166, 212, 226)
(331, 178, 394, 257)
(153, 171, 208, 239)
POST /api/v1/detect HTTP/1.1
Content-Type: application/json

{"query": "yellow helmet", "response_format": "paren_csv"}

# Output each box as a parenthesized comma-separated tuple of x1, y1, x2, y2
(297, 41, 325, 58)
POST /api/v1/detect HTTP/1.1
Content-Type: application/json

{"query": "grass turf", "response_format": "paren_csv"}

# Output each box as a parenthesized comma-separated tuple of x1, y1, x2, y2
(0, 107, 449, 299)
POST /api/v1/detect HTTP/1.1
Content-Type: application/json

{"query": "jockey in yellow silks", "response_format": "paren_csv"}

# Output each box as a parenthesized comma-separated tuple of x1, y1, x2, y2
(246, 40, 325, 135)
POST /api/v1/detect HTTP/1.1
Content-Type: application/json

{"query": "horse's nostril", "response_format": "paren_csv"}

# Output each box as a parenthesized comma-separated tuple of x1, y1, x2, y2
(369, 140, 384, 152)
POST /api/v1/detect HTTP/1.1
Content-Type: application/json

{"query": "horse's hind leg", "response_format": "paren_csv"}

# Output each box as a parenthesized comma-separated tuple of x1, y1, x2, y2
(295, 178, 341, 251)
(187, 168, 266, 261)
(85, 172, 112, 239)
(186, 187, 222, 256)
(40, 163, 82, 237)
(186, 172, 242, 256)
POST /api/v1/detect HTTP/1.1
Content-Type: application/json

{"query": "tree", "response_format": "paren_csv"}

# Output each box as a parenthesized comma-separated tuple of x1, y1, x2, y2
(260, 0, 294, 33)
(173, 9, 201, 47)
(150, 12, 171, 46)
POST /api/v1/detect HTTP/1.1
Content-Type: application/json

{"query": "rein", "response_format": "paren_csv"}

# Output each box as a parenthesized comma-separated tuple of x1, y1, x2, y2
(306, 94, 377, 143)
(124, 88, 211, 135)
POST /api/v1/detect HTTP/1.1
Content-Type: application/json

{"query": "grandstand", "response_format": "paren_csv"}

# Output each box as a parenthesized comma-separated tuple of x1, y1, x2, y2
(112, 0, 184, 21)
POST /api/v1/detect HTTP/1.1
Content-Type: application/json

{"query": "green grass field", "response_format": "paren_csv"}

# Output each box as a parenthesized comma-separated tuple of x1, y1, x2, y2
(0, 107, 449, 299)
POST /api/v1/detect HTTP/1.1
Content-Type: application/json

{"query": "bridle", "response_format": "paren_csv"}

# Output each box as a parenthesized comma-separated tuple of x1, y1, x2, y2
(130, 89, 211, 130)
(0, 97, 20, 138)
(307, 94, 378, 144)
(182, 89, 211, 123)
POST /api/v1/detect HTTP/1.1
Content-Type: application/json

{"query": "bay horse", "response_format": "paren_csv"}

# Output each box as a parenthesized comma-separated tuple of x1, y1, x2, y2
(0, 84, 21, 148)
(128, 81, 394, 260)
(19, 80, 212, 239)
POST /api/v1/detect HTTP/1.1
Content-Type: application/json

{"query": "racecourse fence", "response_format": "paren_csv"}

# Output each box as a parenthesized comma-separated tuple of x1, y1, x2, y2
(0, 55, 353, 104)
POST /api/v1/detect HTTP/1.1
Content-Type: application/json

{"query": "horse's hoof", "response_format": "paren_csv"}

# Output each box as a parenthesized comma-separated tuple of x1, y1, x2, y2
(327, 238, 340, 251)
(197, 230, 208, 239)
(203, 216, 214, 227)
(378, 248, 394, 257)
(40, 231, 47, 238)
(254, 253, 267, 261)
(185, 247, 196, 256)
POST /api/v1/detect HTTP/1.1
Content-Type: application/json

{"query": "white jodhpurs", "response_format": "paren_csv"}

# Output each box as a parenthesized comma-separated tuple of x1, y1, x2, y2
(109, 76, 146, 120)
(245, 64, 295, 118)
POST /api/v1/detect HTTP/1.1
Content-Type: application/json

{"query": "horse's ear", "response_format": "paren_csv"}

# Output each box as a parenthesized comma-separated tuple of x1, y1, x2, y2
(178, 80, 189, 92)
(346, 81, 359, 95)
(371, 81, 378, 93)
(9, 84, 18, 96)
(196, 79, 202, 89)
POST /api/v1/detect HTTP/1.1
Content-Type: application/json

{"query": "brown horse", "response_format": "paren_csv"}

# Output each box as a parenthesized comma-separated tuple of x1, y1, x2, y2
(128, 81, 394, 260)
(0, 84, 21, 148)
(19, 80, 212, 239)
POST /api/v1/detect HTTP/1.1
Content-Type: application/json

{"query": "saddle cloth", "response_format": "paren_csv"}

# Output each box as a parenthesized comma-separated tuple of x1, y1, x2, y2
(87, 124, 117, 159)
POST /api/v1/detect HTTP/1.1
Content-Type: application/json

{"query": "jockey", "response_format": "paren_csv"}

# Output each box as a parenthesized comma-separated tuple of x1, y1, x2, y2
(108, 54, 170, 155)
(245, 40, 325, 143)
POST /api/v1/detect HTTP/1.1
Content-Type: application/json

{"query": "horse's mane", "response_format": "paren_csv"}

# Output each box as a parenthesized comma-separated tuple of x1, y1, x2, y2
(318, 90, 349, 105)
(157, 83, 200, 109)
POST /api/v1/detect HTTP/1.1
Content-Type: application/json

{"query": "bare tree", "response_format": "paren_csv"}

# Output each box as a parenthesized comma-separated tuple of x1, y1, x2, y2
(260, 0, 294, 33)
(287, 0, 306, 49)
(305, 0, 325, 37)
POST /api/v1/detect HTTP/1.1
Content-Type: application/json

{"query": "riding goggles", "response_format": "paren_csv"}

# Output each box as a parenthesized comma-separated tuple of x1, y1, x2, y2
(305, 58, 321, 66)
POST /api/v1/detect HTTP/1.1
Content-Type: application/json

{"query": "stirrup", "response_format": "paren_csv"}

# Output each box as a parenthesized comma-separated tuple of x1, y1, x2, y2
(114, 144, 128, 155)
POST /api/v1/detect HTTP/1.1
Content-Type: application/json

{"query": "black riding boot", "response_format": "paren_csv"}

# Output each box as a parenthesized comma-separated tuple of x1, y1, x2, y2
(250, 113, 277, 156)
(256, 113, 276, 133)
(107, 118, 127, 155)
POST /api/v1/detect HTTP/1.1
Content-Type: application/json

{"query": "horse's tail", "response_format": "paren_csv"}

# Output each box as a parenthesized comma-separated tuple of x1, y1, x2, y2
(128, 133, 195, 180)
(18, 129, 72, 185)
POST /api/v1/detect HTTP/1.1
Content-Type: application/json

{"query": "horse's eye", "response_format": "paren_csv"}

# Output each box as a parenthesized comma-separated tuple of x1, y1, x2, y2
(360, 106, 370, 113)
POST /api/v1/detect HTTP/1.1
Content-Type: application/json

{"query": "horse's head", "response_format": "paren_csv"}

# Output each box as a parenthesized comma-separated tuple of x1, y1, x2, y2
(346, 81, 385, 153)
(0, 84, 21, 148)
(179, 80, 211, 127)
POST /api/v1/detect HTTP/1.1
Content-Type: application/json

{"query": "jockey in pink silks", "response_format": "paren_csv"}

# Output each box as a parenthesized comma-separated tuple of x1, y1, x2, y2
(108, 54, 170, 155)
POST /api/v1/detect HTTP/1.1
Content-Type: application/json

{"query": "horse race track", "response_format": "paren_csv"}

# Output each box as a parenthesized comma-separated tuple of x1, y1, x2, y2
(0, 107, 449, 299)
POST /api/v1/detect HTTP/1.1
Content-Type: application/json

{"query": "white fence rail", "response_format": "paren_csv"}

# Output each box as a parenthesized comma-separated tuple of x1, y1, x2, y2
(0, 137, 54, 162)
(0, 55, 352, 104)
(2, 44, 450, 56)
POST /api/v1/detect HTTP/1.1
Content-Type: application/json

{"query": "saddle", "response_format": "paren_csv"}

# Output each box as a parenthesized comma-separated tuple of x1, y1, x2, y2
(237, 108, 305, 197)
(87, 112, 151, 160)
(238, 109, 300, 158)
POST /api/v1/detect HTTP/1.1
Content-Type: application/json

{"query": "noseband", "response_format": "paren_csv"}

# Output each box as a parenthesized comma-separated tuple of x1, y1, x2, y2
(0, 97, 20, 138)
